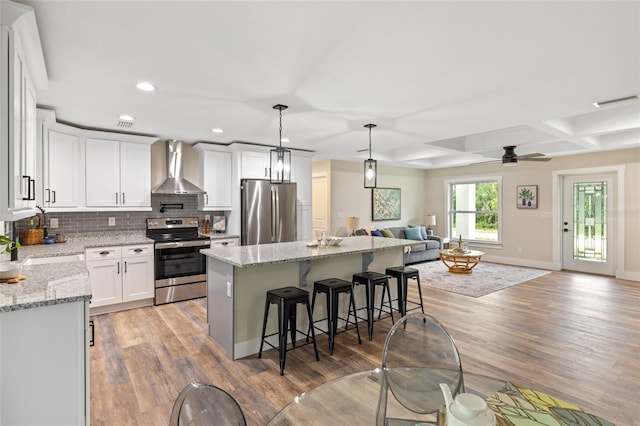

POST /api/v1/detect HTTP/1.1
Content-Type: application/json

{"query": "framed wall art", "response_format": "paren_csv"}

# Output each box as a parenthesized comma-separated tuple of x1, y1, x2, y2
(517, 185, 538, 209)
(372, 187, 401, 220)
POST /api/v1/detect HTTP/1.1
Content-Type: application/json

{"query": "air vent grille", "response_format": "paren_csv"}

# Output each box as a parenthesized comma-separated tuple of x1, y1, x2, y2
(117, 121, 134, 128)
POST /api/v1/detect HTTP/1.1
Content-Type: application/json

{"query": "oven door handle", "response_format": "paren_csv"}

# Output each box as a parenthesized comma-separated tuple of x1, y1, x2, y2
(155, 240, 210, 249)
(160, 253, 198, 261)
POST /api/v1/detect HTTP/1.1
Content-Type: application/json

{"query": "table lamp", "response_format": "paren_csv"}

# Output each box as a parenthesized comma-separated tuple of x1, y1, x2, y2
(346, 216, 360, 236)
(424, 215, 436, 236)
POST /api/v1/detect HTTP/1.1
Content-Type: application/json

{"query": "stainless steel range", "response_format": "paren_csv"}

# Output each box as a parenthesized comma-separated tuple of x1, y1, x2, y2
(146, 217, 210, 305)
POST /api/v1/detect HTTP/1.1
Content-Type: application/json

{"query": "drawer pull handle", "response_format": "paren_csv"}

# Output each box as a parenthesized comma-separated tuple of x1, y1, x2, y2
(221, 242, 228, 246)
(99, 251, 110, 256)
(134, 248, 143, 253)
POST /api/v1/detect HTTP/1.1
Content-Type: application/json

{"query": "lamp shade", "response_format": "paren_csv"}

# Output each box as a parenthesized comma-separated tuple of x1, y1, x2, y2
(346, 216, 360, 230)
(424, 215, 436, 227)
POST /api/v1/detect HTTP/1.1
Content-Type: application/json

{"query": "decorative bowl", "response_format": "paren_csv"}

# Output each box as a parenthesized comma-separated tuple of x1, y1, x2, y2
(325, 236, 343, 247)
(0, 261, 23, 280)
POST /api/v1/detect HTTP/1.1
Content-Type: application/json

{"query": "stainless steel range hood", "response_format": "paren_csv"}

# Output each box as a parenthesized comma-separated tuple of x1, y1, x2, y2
(152, 140, 206, 194)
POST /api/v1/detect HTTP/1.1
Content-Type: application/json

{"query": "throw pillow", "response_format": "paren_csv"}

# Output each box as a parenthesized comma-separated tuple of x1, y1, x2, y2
(419, 225, 428, 240)
(403, 227, 423, 240)
(381, 229, 394, 238)
(370, 229, 383, 237)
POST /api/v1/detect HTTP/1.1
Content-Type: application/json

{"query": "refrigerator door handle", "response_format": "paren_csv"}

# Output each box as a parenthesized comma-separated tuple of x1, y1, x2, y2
(272, 186, 279, 243)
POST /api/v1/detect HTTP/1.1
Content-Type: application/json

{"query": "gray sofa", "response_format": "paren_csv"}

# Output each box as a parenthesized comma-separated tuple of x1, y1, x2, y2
(385, 226, 443, 264)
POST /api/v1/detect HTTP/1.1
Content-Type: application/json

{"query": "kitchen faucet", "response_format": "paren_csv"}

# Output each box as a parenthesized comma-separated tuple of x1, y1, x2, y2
(36, 205, 48, 238)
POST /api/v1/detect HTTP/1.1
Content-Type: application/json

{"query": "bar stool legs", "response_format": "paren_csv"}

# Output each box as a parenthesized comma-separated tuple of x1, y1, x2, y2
(307, 278, 361, 355)
(258, 286, 319, 375)
(384, 266, 425, 318)
(352, 272, 394, 340)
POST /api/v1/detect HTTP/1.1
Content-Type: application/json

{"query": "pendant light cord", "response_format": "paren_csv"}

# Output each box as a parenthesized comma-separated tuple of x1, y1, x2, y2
(279, 108, 283, 149)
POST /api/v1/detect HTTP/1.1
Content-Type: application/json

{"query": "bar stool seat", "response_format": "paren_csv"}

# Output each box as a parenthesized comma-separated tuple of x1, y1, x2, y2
(384, 266, 425, 318)
(307, 278, 362, 355)
(352, 271, 394, 340)
(258, 286, 320, 375)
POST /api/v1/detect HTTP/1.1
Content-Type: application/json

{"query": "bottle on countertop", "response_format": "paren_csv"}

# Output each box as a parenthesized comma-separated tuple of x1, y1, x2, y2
(202, 219, 211, 235)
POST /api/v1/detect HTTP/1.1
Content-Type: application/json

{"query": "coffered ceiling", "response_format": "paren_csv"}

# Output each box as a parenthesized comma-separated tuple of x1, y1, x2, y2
(22, 1, 640, 169)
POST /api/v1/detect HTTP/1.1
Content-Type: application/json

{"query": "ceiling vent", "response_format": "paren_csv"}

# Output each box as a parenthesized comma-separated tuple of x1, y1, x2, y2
(117, 120, 134, 128)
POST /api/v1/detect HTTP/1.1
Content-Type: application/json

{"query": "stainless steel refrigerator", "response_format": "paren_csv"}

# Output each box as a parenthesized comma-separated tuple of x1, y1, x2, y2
(241, 179, 297, 245)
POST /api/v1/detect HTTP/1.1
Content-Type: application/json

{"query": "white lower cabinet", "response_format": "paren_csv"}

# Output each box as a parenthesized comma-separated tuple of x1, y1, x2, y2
(86, 244, 154, 312)
(210, 237, 239, 248)
(0, 300, 89, 425)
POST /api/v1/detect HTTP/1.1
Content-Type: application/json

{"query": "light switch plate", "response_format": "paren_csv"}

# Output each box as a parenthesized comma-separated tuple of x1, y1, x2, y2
(226, 282, 232, 298)
(49, 218, 59, 228)
(108, 217, 116, 226)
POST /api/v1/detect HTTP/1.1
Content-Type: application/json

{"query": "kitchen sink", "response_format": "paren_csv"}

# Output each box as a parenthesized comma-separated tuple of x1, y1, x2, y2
(23, 254, 85, 265)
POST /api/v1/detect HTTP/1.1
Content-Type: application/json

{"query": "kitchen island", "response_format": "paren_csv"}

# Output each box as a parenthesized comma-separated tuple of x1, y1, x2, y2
(201, 236, 412, 360)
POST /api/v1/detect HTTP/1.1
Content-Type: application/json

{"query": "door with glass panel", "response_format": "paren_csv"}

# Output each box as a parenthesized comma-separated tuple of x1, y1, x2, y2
(562, 175, 614, 275)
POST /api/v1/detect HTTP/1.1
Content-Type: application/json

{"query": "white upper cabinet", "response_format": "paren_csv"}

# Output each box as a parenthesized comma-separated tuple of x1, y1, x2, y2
(240, 150, 271, 179)
(39, 116, 83, 209)
(1, 2, 45, 220)
(85, 136, 153, 209)
(194, 144, 232, 210)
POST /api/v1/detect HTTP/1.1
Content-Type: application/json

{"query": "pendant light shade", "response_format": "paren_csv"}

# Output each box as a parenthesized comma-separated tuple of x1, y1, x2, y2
(270, 104, 291, 184)
(364, 123, 377, 188)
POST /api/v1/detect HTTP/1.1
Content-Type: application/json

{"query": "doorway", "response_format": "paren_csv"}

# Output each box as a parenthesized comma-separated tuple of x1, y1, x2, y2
(561, 174, 615, 275)
(312, 173, 329, 240)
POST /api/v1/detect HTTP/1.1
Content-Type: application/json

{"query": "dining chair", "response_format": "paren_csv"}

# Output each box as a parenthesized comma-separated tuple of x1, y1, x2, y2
(376, 313, 464, 425)
(169, 382, 247, 426)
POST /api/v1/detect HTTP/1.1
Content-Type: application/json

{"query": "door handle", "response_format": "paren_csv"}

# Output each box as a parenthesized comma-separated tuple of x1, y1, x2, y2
(124, 261, 127, 273)
(563, 228, 571, 232)
(115, 192, 119, 205)
(122, 192, 125, 205)
(117, 261, 120, 274)
(52, 190, 56, 204)
(46, 188, 50, 203)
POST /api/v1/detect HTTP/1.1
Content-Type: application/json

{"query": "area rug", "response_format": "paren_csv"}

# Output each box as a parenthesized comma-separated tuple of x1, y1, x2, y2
(411, 261, 550, 298)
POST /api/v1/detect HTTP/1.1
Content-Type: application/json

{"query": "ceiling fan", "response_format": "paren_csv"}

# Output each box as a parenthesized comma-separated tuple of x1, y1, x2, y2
(498, 145, 551, 166)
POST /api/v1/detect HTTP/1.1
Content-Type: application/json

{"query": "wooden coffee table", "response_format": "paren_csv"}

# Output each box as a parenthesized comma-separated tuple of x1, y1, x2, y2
(439, 249, 485, 274)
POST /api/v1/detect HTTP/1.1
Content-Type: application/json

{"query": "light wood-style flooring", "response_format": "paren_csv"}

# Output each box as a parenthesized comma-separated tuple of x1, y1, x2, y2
(90, 269, 639, 425)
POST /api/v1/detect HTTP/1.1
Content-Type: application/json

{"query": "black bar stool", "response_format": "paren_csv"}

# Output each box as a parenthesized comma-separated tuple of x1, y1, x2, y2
(258, 286, 320, 375)
(384, 266, 425, 318)
(307, 278, 362, 355)
(351, 271, 394, 340)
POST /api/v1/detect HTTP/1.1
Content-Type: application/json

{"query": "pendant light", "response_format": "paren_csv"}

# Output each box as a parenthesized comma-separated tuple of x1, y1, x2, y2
(364, 123, 377, 188)
(270, 104, 291, 183)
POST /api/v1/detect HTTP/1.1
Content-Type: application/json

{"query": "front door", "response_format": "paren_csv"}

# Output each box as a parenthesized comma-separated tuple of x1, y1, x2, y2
(562, 174, 615, 275)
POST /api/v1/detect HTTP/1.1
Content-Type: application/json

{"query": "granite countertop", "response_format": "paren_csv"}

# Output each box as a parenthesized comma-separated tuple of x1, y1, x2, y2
(0, 231, 153, 313)
(18, 230, 153, 259)
(201, 235, 413, 268)
(0, 261, 90, 313)
(199, 232, 240, 240)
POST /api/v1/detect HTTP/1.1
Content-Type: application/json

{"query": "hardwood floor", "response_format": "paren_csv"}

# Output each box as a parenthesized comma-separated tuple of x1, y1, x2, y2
(90, 270, 639, 425)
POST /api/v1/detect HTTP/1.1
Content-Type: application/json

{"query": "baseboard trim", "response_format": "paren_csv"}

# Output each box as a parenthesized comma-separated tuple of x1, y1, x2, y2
(481, 255, 556, 271)
(617, 270, 640, 282)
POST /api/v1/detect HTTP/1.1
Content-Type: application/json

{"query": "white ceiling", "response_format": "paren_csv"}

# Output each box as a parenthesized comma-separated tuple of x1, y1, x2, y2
(22, 0, 640, 169)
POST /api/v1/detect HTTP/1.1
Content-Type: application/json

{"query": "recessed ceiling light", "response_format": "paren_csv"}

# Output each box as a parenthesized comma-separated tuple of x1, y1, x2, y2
(211, 128, 224, 134)
(592, 94, 639, 108)
(118, 114, 135, 122)
(281, 137, 290, 143)
(136, 81, 156, 92)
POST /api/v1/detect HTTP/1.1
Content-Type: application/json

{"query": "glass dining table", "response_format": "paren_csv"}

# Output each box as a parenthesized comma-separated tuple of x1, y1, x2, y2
(267, 369, 613, 426)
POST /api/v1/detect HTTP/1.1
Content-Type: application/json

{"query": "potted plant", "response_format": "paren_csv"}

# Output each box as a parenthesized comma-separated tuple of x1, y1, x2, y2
(0, 235, 22, 280)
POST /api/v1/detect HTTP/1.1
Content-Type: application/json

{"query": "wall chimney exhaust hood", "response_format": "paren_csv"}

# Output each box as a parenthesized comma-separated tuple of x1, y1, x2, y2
(152, 140, 206, 195)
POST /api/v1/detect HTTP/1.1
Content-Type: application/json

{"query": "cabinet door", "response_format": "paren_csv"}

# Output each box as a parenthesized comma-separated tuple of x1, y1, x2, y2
(240, 151, 270, 179)
(10, 39, 28, 209)
(86, 259, 122, 307)
(22, 73, 37, 208)
(47, 130, 80, 208)
(85, 138, 120, 207)
(120, 142, 151, 207)
(122, 256, 153, 302)
(202, 151, 232, 209)
(291, 155, 312, 204)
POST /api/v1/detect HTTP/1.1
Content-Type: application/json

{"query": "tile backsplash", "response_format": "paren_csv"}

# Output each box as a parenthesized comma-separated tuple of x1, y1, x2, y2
(15, 194, 226, 235)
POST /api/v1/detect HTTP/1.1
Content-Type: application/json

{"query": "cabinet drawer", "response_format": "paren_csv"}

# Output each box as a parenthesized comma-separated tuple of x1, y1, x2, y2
(211, 238, 239, 248)
(85, 246, 121, 261)
(122, 244, 154, 258)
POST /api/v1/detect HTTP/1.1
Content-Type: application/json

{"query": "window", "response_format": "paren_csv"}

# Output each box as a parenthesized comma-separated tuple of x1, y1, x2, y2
(446, 176, 501, 244)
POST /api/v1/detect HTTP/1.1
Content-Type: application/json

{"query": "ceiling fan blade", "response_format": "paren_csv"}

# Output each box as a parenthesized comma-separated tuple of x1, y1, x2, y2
(520, 157, 551, 162)
(515, 153, 545, 160)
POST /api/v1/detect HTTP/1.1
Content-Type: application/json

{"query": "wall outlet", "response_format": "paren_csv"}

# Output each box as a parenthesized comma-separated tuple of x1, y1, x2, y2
(336, 211, 344, 218)
(49, 218, 59, 228)
(108, 217, 116, 226)
(226, 282, 232, 298)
